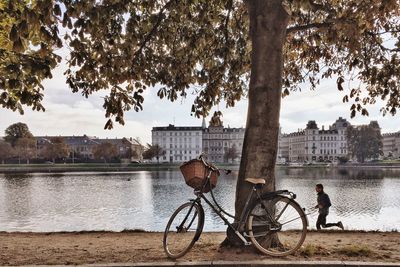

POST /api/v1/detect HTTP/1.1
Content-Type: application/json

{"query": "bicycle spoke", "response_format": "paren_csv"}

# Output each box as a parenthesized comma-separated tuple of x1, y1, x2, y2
(247, 196, 307, 257)
(163, 202, 203, 259)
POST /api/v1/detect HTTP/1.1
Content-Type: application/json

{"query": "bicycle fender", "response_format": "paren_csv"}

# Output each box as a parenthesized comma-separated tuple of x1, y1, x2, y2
(194, 202, 205, 242)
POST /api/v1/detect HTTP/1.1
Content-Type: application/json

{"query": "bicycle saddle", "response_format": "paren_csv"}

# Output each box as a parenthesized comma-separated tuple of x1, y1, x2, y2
(245, 178, 265, 185)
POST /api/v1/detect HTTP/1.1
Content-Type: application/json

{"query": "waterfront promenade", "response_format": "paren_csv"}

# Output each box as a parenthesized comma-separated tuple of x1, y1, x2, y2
(0, 231, 399, 266)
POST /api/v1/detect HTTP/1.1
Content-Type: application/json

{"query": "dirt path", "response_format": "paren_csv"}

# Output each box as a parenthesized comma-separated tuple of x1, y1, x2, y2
(0, 231, 399, 265)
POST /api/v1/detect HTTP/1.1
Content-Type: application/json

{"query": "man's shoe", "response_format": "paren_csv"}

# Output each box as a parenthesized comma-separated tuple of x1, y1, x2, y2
(338, 221, 344, 230)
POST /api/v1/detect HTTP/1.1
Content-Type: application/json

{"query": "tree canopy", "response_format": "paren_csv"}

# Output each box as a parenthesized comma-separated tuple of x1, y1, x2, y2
(143, 143, 165, 163)
(2, 0, 399, 129)
(0, 139, 14, 163)
(92, 141, 118, 162)
(40, 136, 70, 162)
(4, 122, 34, 146)
(14, 136, 36, 163)
(347, 121, 383, 163)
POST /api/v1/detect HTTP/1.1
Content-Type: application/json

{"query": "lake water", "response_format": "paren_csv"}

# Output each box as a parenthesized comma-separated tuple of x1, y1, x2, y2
(0, 167, 399, 232)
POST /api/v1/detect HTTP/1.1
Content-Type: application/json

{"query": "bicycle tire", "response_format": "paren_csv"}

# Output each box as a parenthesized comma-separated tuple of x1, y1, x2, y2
(163, 201, 204, 259)
(247, 196, 307, 256)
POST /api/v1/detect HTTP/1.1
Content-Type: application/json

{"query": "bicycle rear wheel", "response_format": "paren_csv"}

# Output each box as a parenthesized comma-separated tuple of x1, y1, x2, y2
(247, 196, 307, 256)
(163, 201, 204, 259)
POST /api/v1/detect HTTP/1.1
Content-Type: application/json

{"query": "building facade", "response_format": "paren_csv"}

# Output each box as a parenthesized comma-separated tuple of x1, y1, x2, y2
(280, 117, 351, 163)
(36, 135, 143, 162)
(152, 117, 396, 164)
(382, 132, 400, 158)
(152, 119, 245, 163)
(151, 125, 203, 163)
(202, 120, 245, 163)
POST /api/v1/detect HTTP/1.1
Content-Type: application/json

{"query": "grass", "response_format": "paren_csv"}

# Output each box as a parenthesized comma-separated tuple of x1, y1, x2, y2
(301, 244, 317, 257)
(300, 244, 331, 257)
(336, 244, 373, 257)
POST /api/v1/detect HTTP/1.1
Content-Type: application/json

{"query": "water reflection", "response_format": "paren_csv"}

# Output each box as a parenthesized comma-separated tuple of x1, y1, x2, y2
(0, 168, 399, 232)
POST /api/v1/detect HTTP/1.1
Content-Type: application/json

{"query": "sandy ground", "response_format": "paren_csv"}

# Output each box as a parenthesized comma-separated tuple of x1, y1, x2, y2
(0, 231, 399, 265)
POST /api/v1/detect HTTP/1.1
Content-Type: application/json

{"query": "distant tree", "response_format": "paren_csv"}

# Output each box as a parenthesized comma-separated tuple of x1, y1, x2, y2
(93, 142, 118, 163)
(40, 137, 70, 163)
(142, 144, 153, 161)
(4, 122, 33, 147)
(347, 122, 383, 163)
(224, 144, 240, 163)
(143, 144, 165, 163)
(0, 140, 14, 164)
(14, 137, 36, 164)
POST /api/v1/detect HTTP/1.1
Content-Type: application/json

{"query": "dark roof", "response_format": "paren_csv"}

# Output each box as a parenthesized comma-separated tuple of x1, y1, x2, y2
(152, 124, 203, 131)
(318, 130, 338, 134)
(382, 131, 400, 137)
(306, 120, 318, 130)
(36, 136, 99, 146)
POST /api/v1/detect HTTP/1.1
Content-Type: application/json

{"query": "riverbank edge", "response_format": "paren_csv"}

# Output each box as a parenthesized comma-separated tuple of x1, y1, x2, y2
(5, 260, 400, 267)
(0, 229, 397, 234)
(0, 231, 399, 266)
(1, 163, 400, 173)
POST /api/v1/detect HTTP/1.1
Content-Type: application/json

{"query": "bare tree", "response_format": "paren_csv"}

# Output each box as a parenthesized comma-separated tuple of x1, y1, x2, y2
(93, 142, 118, 163)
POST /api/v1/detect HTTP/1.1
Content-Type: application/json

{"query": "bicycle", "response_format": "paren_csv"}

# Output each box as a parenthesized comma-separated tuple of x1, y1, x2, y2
(163, 155, 308, 258)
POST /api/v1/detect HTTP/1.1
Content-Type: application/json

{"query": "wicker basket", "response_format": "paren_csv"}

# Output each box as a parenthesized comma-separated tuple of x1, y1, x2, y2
(180, 159, 219, 193)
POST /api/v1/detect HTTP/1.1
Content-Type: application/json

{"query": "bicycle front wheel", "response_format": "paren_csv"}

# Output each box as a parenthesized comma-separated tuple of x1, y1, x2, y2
(247, 196, 307, 256)
(163, 201, 204, 259)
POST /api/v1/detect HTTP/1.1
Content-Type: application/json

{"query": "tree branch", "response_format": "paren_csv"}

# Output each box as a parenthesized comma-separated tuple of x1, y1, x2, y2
(134, 0, 175, 56)
(286, 22, 332, 34)
(307, 0, 335, 13)
(223, 0, 233, 44)
(366, 31, 400, 53)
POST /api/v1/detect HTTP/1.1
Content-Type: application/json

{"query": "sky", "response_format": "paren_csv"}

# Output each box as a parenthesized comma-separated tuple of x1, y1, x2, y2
(1, 58, 399, 145)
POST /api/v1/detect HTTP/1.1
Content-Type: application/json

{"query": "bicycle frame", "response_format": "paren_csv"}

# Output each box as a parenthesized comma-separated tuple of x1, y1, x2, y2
(164, 156, 309, 259)
(189, 167, 290, 246)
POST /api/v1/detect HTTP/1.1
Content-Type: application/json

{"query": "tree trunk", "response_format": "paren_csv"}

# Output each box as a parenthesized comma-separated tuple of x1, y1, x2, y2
(225, 0, 289, 245)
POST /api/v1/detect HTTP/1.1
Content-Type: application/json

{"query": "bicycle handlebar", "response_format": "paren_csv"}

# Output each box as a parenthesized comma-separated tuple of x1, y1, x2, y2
(199, 153, 232, 175)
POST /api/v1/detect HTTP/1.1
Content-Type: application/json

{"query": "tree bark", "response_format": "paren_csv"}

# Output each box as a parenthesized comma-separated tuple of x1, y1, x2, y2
(225, 0, 289, 245)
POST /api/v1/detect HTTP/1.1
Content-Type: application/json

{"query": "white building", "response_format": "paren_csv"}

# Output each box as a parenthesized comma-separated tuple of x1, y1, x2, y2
(382, 132, 400, 159)
(202, 121, 245, 163)
(280, 117, 351, 162)
(153, 117, 392, 164)
(153, 118, 245, 163)
(151, 124, 203, 163)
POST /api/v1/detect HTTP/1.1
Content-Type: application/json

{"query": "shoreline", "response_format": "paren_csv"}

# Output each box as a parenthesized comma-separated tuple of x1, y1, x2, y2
(0, 230, 399, 265)
(1, 162, 400, 173)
